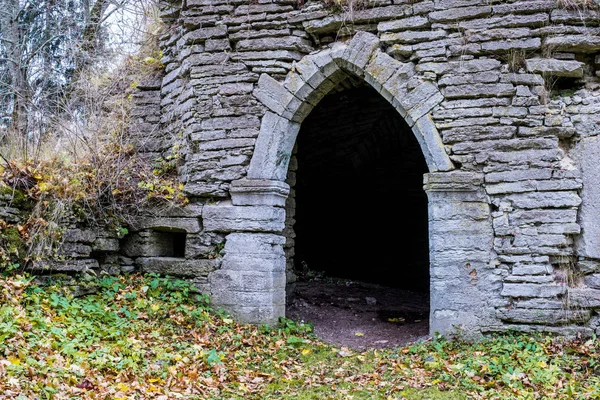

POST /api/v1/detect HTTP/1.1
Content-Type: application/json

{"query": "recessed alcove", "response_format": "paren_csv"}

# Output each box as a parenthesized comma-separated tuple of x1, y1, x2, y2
(152, 229, 187, 258)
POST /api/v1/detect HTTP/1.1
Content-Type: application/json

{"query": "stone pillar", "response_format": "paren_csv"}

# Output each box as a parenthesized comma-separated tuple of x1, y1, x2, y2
(424, 172, 499, 337)
(204, 179, 289, 325)
(575, 136, 600, 261)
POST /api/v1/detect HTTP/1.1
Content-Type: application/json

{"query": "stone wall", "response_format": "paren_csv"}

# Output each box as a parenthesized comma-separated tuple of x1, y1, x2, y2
(144, 0, 600, 336)
(3, 0, 599, 337)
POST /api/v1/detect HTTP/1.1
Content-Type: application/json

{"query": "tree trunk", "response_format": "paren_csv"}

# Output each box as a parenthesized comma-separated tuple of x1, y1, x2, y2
(1, 0, 28, 137)
(75, 0, 108, 78)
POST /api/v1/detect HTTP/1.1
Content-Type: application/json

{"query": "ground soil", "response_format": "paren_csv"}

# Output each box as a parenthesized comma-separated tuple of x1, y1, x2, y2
(287, 278, 430, 350)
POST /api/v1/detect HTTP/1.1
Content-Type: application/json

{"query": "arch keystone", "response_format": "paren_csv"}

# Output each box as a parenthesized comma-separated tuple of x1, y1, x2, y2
(364, 50, 405, 93)
(335, 31, 380, 77)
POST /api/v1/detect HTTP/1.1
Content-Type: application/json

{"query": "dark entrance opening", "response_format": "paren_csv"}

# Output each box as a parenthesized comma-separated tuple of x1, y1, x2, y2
(288, 82, 430, 348)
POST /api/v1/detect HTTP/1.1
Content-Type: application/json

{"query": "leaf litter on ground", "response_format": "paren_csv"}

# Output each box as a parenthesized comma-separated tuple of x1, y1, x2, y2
(0, 273, 599, 399)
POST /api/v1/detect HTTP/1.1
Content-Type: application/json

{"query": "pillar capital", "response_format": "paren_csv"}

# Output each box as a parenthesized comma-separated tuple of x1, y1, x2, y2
(230, 179, 290, 207)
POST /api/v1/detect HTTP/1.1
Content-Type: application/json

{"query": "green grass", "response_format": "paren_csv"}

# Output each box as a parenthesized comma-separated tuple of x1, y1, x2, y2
(0, 273, 599, 399)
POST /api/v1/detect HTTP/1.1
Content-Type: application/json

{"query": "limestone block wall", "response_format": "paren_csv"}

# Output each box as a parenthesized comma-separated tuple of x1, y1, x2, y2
(143, 0, 600, 335)
(130, 76, 166, 157)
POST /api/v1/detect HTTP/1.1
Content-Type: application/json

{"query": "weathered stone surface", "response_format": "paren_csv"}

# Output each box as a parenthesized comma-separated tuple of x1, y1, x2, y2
(492, 1, 555, 15)
(381, 30, 448, 45)
(498, 308, 591, 325)
(137, 257, 220, 277)
(569, 288, 600, 308)
(29, 259, 99, 272)
(459, 13, 549, 30)
(505, 192, 581, 209)
(413, 115, 455, 172)
(438, 71, 500, 87)
(551, 8, 600, 25)
(203, 204, 285, 232)
(512, 264, 553, 276)
(130, 217, 201, 233)
(526, 58, 584, 78)
(209, 232, 286, 324)
(417, 59, 501, 75)
(442, 126, 516, 143)
(183, 26, 228, 44)
(60, 243, 92, 258)
(236, 37, 313, 53)
(443, 83, 516, 99)
(231, 50, 303, 61)
(501, 283, 566, 298)
(65, 229, 96, 243)
(92, 238, 120, 252)
(545, 35, 600, 53)
(230, 179, 290, 207)
(481, 38, 541, 53)
(339, 31, 380, 77)
(430, 5, 492, 22)
(378, 16, 429, 32)
(579, 260, 600, 275)
(574, 136, 600, 259)
(253, 73, 297, 117)
(247, 112, 300, 181)
(583, 272, 600, 289)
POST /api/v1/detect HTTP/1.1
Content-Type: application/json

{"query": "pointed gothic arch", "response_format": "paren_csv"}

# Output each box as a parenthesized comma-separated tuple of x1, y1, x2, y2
(247, 31, 454, 182)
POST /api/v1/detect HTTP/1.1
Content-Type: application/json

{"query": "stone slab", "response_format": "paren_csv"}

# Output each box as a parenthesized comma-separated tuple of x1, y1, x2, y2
(137, 257, 220, 277)
(203, 204, 285, 233)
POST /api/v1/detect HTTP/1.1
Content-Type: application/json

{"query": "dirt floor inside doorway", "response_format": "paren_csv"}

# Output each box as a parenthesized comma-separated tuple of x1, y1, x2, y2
(287, 278, 430, 350)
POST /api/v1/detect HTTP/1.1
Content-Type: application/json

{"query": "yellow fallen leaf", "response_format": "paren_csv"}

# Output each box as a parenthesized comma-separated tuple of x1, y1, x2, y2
(38, 182, 50, 192)
(147, 385, 158, 393)
(301, 349, 312, 355)
(8, 356, 20, 365)
(222, 318, 233, 324)
(355, 332, 364, 337)
(116, 383, 129, 392)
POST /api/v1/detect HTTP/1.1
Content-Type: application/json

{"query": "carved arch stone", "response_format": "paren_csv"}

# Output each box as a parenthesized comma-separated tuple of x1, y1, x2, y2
(248, 31, 454, 182)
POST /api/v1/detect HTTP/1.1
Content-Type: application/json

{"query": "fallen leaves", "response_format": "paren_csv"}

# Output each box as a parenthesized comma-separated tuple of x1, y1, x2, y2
(1, 274, 600, 399)
(75, 379, 94, 389)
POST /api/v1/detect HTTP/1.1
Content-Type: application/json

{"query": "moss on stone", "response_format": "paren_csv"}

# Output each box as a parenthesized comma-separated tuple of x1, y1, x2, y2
(2, 226, 27, 263)
(0, 184, 31, 210)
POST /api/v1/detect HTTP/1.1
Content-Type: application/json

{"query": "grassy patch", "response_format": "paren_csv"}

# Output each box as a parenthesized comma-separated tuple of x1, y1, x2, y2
(1, 274, 600, 399)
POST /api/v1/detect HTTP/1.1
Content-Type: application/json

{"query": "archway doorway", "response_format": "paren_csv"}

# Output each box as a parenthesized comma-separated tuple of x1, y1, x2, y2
(220, 33, 489, 336)
(287, 81, 430, 348)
